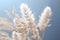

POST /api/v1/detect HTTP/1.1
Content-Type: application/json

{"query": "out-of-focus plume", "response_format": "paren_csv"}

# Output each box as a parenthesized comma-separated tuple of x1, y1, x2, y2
(0, 17, 13, 31)
(12, 8, 17, 15)
(4, 10, 13, 19)
(0, 32, 11, 40)
(36, 6, 51, 40)
(20, 3, 35, 27)
(37, 6, 51, 31)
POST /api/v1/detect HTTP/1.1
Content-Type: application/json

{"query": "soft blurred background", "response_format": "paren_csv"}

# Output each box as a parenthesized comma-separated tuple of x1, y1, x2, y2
(0, 0, 60, 40)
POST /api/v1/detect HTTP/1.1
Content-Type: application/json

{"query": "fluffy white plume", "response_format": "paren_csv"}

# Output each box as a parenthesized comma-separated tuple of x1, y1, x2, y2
(37, 6, 51, 31)
(36, 6, 51, 40)
(20, 3, 35, 27)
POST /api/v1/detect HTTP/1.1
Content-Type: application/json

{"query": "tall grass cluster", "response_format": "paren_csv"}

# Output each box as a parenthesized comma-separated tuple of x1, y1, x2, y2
(0, 3, 52, 40)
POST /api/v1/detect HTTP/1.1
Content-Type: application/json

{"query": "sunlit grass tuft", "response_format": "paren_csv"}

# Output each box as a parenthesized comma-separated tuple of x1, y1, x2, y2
(0, 3, 52, 40)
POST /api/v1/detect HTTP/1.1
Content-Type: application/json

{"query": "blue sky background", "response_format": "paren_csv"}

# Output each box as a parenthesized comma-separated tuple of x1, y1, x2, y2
(0, 0, 60, 40)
